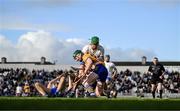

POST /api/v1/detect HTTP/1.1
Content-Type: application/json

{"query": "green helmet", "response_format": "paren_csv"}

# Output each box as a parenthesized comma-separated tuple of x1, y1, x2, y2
(91, 36, 99, 45)
(73, 50, 82, 58)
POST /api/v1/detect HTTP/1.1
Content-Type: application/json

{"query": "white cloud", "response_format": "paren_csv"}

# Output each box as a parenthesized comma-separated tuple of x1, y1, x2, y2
(66, 38, 88, 45)
(0, 31, 86, 64)
(0, 31, 156, 64)
(105, 48, 156, 61)
(15, 30, 85, 64)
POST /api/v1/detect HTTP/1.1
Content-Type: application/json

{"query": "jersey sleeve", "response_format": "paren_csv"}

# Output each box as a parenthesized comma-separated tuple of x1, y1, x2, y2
(82, 45, 89, 54)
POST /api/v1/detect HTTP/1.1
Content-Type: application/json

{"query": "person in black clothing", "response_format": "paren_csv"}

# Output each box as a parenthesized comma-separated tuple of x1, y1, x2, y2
(148, 57, 165, 98)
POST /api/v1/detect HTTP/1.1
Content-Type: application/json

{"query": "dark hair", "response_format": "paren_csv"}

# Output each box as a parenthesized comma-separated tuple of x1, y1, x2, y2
(105, 55, 110, 58)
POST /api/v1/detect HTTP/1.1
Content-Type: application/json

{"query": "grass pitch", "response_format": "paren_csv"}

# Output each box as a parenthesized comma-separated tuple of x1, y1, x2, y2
(0, 97, 179, 110)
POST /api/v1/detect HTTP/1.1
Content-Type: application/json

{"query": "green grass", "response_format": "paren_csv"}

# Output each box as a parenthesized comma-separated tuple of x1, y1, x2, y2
(0, 97, 180, 110)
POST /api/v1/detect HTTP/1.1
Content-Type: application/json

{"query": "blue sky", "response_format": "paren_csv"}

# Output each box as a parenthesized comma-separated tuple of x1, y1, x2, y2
(0, 0, 180, 63)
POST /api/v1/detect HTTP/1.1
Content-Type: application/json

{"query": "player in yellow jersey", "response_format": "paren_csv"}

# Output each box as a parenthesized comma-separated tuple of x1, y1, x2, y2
(73, 50, 108, 97)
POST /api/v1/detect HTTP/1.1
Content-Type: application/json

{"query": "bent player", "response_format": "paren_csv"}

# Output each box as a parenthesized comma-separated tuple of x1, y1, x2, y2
(73, 50, 108, 97)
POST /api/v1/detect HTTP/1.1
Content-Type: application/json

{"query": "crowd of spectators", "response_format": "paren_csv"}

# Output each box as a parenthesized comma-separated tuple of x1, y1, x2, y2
(0, 68, 179, 97)
(0, 68, 64, 96)
(115, 69, 180, 96)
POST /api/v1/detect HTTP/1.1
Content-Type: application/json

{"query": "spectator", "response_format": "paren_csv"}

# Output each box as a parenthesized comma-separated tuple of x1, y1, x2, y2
(16, 84, 22, 97)
(23, 82, 30, 97)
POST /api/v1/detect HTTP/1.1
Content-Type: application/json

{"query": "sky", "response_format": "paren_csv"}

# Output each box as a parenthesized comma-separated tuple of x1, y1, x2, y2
(0, 0, 180, 64)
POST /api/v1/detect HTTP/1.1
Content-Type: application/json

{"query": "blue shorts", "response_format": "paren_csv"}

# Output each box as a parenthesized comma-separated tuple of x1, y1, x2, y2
(50, 87, 57, 95)
(106, 77, 112, 82)
(93, 64, 108, 82)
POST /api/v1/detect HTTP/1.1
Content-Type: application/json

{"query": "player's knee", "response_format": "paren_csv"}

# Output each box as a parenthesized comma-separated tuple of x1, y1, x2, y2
(84, 82, 94, 93)
(151, 88, 156, 92)
(157, 85, 162, 90)
(106, 80, 110, 85)
(157, 87, 162, 91)
(97, 81, 103, 88)
(61, 74, 66, 78)
(35, 82, 40, 87)
(83, 82, 89, 88)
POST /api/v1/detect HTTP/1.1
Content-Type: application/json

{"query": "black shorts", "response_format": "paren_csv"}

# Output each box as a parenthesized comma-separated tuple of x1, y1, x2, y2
(151, 77, 163, 84)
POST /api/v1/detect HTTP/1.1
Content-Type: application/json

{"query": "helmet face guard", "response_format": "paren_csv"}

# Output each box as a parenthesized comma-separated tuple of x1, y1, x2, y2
(73, 50, 82, 59)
